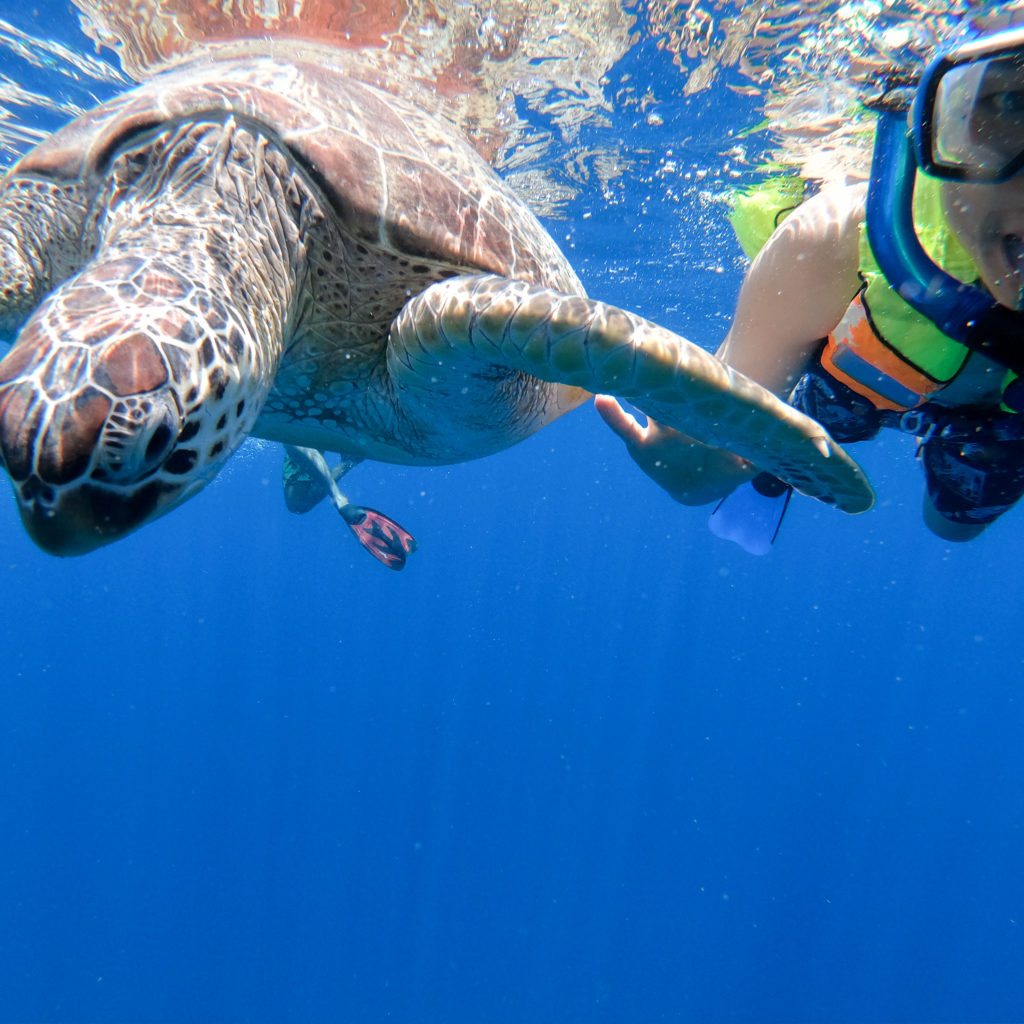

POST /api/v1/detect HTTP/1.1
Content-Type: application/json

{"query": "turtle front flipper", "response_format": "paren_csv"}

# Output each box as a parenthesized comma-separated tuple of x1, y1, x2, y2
(283, 444, 416, 569)
(388, 274, 874, 514)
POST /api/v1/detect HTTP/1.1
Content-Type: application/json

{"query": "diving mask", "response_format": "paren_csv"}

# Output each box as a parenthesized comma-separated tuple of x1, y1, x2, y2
(913, 26, 1024, 183)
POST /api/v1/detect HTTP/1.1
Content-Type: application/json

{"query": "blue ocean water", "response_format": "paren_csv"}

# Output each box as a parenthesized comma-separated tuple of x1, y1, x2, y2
(2, 5, 1024, 1022)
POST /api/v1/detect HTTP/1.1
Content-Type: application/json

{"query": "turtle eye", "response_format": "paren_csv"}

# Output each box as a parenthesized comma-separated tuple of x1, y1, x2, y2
(93, 394, 181, 482)
(144, 420, 175, 464)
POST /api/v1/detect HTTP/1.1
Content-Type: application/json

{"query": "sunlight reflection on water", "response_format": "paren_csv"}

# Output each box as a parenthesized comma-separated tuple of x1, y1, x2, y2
(2, 1, 1014, 206)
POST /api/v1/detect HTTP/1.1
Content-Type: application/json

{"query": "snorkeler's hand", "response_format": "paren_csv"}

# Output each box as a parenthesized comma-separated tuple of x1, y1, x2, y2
(594, 394, 755, 506)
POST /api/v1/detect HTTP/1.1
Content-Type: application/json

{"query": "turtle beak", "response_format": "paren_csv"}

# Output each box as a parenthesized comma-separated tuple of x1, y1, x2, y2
(0, 301, 193, 555)
(19, 500, 104, 556)
(13, 479, 167, 556)
(0, 371, 173, 556)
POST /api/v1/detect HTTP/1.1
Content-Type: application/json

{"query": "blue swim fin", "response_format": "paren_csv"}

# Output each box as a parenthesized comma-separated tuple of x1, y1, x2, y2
(708, 472, 792, 555)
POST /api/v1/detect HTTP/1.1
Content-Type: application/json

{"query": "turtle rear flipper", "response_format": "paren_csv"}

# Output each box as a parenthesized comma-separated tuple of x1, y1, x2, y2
(386, 274, 875, 515)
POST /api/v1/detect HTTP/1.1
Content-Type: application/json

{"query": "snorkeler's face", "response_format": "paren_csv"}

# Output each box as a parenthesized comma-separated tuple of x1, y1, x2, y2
(942, 176, 1024, 308)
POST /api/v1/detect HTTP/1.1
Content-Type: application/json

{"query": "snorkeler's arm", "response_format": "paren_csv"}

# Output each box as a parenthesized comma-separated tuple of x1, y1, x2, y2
(596, 183, 866, 505)
(593, 397, 756, 504)
(717, 183, 866, 395)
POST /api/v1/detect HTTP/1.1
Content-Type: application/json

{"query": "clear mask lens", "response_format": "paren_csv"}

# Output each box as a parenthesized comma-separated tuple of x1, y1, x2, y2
(931, 51, 1024, 181)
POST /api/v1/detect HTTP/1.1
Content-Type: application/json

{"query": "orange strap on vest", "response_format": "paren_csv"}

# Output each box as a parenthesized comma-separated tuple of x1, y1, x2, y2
(821, 288, 948, 412)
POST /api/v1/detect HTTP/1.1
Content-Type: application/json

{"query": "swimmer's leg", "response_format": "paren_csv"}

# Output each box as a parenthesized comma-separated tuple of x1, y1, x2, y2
(283, 445, 417, 569)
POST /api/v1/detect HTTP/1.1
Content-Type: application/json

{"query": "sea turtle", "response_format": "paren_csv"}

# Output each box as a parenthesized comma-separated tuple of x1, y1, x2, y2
(0, 44, 874, 558)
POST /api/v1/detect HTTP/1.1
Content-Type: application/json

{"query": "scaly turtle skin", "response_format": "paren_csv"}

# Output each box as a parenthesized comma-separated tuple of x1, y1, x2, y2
(0, 47, 873, 556)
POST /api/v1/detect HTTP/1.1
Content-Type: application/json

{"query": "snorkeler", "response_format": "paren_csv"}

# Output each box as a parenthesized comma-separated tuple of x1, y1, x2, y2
(596, 25, 1024, 551)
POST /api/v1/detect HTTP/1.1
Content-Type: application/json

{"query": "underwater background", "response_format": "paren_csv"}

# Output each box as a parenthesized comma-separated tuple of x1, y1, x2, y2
(1, 2, 1023, 1021)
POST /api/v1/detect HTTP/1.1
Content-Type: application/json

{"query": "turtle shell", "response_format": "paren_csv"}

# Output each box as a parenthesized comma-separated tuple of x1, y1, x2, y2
(10, 46, 582, 295)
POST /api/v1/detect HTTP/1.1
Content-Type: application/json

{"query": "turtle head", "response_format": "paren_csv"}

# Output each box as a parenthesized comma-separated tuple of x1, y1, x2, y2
(0, 257, 260, 555)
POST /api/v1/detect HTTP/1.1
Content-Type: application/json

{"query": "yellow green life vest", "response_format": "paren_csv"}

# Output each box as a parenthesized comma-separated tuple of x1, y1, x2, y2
(729, 174, 981, 412)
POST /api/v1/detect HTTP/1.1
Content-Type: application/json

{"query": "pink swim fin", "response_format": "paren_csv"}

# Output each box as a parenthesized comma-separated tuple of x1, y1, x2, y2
(339, 504, 417, 570)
